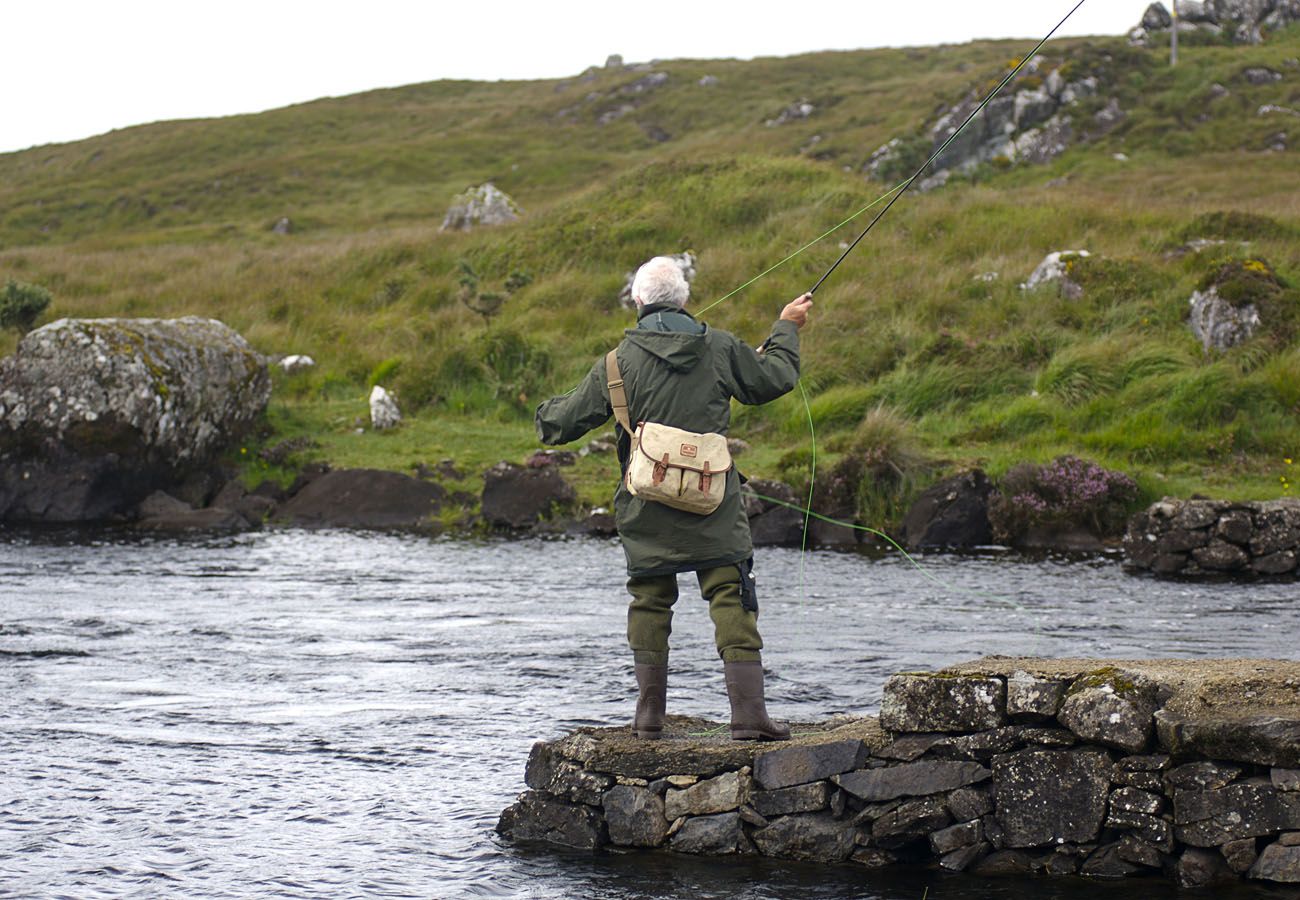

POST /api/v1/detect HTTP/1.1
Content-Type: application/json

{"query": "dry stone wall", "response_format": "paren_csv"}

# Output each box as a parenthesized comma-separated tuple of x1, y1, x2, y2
(498, 657, 1300, 887)
(1125, 498, 1300, 577)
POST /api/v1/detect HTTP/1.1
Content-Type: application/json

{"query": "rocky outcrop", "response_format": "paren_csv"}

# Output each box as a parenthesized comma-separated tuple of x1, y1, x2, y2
(901, 469, 995, 549)
(1130, 1, 1300, 46)
(481, 461, 576, 529)
(1189, 286, 1261, 350)
(439, 183, 521, 231)
(499, 656, 1300, 888)
(275, 468, 445, 529)
(766, 99, 815, 127)
(866, 57, 1112, 188)
(1020, 250, 1090, 300)
(1124, 497, 1300, 577)
(0, 317, 269, 523)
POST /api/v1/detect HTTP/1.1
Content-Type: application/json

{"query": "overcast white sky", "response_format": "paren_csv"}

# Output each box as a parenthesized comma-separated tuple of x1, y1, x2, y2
(4, 0, 1144, 154)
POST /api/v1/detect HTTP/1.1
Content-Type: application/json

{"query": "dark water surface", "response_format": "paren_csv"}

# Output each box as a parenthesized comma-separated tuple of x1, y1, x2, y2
(2, 530, 1299, 899)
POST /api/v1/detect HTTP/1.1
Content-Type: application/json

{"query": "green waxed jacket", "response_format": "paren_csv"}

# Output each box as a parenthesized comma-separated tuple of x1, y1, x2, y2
(535, 303, 800, 577)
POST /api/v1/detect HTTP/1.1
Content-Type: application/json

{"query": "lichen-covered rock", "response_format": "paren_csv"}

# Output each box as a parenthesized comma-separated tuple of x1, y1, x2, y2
(664, 770, 751, 819)
(880, 674, 1006, 733)
(1111, 786, 1164, 816)
(751, 812, 856, 862)
(439, 182, 521, 231)
(834, 760, 990, 802)
(1165, 760, 1243, 791)
(992, 748, 1111, 847)
(1131, 0, 1300, 44)
(0, 317, 269, 522)
(602, 785, 669, 846)
(1157, 710, 1300, 767)
(1174, 781, 1300, 846)
(1193, 538, 1251, 571)
(1117, 833, 1166, 868)
(496, 790, 606, 849)
(1058, 669, 1158, 753)
(1006, 671, 1069, 719)
(751, 782, 831, 817)
(525, 741, 614, 806)
(1020, 250, 1090, 299)
(1189, 285, 1260, 352)
(870, 796, 952, 848)
(669, 812, 746, 854)
(947, 786, 994, 822)
(753, 739, 867, 790)
(1106, 808, 1174, 850)
(369, 384, 401, 430)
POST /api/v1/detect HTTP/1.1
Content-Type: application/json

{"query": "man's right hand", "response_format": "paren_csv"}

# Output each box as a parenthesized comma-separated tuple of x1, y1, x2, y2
(780, 293, 813, 329)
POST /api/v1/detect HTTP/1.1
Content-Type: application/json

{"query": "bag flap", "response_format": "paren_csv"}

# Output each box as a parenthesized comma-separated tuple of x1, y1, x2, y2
(635, 423, 732, 474)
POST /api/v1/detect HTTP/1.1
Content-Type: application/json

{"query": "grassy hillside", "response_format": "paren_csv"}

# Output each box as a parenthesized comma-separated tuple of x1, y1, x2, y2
(2, 28, 1298, 521)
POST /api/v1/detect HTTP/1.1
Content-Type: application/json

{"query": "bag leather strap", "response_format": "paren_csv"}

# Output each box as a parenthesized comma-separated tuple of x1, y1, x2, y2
(605, 349, 633, 434)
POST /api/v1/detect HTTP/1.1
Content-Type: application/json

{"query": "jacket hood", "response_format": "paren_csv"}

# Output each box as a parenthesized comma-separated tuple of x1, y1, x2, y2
(623, 329, 709, 373)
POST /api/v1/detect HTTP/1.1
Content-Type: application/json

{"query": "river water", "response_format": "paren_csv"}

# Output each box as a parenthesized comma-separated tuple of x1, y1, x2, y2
(2, 529, 1298, 899)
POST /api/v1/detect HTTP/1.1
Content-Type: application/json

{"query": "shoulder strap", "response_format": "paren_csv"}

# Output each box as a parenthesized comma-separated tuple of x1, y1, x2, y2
(605, 349, 633, 434)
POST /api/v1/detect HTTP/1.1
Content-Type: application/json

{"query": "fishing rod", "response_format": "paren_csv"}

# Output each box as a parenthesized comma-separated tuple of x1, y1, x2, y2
(807, 0, 1089, 297)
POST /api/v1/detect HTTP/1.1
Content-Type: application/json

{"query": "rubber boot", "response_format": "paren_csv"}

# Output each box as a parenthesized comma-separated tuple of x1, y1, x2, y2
(724, 660, 790, 741)
(633, 663, 667, 740)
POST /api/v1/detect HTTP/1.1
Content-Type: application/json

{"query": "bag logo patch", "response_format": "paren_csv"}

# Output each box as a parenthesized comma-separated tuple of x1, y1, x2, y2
(680, 443, 698, 458)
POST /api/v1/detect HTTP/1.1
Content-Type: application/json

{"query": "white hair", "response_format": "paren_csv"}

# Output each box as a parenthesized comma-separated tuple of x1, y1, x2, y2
(631, 256, 690, 309)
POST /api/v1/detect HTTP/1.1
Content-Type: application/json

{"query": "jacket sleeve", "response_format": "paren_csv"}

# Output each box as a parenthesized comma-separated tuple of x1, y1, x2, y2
(535, 357, 613, 445)
(724, 319, 801, 405)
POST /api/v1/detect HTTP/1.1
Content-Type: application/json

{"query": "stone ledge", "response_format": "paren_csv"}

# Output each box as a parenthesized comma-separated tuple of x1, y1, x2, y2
(499, 657, 1300, 887)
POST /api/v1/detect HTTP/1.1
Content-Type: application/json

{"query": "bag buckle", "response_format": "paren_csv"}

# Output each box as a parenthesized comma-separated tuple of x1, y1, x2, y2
(653, 453, 669, 485)
(699, 461, 712, 493)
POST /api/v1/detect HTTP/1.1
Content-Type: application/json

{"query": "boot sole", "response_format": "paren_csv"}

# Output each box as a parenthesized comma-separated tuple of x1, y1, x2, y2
(730, 729, 790, 741)
(633, 729, 663, 740)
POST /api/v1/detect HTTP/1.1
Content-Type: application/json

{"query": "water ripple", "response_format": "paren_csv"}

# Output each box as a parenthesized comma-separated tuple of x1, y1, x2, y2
(1, 530, 1296, 898)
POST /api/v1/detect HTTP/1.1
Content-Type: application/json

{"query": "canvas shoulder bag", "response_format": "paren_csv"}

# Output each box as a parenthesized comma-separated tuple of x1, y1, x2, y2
(605, 349, 732, 516)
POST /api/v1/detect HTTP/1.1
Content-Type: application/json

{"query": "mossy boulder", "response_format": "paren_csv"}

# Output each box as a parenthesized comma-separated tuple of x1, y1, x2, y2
(0, 317, 270, 522)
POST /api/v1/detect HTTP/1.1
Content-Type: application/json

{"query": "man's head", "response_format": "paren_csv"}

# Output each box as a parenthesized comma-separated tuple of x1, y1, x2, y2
(631, 256, 689, 309)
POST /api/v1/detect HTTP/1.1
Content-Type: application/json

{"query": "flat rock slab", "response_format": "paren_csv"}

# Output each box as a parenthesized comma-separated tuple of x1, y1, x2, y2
(942, 657, 1300, 767)
(544, 715, 886, 781)
(943, 657, 1300, 717)
(834, 760, 990, 802)
(881, 674, 1006, 732)
(1157, 710, 1300, 768)
(753, 738, 868, 790)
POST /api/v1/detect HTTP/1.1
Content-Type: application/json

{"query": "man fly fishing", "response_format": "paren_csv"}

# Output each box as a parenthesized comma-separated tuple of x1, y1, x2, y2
(536, 256, 812, 741)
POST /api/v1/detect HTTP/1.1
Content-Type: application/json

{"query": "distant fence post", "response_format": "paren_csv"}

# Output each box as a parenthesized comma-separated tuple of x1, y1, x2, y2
(1171, 0, 1179, 66)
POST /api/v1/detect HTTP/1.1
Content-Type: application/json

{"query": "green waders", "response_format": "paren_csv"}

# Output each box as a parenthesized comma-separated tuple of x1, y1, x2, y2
(626, 564, 762, 666)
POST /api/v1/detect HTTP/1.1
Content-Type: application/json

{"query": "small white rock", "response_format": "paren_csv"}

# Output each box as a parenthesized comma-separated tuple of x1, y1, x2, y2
(369, 385, 401, 430)
(279, 354, 316, 375)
